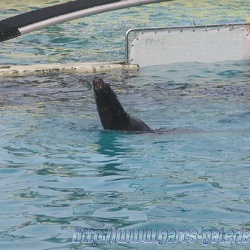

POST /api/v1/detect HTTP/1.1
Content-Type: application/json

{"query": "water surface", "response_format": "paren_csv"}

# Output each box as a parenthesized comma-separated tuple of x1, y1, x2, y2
(0, 1, 250, 249)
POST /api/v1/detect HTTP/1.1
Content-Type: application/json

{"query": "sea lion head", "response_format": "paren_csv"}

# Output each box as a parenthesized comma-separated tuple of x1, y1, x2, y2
(93, 77, 128, 130)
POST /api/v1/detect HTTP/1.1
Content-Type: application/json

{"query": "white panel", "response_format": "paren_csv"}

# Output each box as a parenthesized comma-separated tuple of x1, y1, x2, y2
(129, 28, 250, 67)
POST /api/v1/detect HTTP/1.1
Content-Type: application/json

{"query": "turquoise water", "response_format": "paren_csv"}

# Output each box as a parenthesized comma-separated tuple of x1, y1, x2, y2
(1, 1, 250, 250)
(0, 0, 250, 65)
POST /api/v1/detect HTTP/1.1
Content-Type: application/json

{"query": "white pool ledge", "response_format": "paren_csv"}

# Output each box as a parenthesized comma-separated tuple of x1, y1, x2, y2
(0, 62, 139, 76)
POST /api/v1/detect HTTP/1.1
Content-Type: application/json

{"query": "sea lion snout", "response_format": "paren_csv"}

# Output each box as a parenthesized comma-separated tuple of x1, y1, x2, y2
(93, 77, 105, 91)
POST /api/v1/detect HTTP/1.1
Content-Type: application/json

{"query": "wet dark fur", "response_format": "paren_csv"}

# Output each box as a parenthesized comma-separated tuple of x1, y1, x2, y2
(93, 77, 152, 132)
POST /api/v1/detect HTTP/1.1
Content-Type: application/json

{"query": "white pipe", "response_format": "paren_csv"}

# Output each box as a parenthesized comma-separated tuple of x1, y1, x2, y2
(19, 0, 169, 35)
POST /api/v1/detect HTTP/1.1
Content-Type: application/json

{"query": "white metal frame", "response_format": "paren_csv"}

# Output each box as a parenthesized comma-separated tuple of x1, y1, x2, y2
(125, 22, 250, 65)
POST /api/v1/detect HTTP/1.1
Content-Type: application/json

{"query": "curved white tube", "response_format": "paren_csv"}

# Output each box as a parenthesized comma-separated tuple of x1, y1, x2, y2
(20, 0, 169, 35)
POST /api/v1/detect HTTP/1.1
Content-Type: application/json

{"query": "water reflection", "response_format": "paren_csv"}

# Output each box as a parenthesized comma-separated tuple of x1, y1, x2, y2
(96, 131, 131, 157)
(94, 131, 132, 177)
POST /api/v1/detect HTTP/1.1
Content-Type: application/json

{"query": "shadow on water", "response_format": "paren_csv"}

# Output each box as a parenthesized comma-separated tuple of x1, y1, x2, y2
(94, 130, 133, 177)
(96, 131, 126, 157)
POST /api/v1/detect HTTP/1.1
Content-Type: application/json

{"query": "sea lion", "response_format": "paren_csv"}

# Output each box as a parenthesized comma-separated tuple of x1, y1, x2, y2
(93, 77, 152, 132)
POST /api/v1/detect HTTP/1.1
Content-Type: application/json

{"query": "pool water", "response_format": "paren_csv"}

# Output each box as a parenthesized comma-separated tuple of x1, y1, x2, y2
(1, 61, 250, 249)
(1, 0, 250, 65)
(0, 1, 250, 250)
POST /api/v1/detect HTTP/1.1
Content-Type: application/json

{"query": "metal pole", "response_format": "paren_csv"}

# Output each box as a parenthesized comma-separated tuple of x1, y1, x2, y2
(0, 0, 173, 42)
